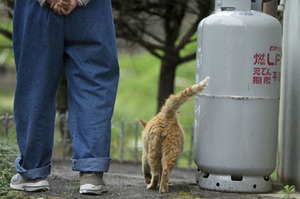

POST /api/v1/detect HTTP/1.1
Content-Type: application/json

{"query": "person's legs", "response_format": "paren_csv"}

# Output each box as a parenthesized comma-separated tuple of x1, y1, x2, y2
(13, 0, 64, 180)
(64, 0, 119, 173)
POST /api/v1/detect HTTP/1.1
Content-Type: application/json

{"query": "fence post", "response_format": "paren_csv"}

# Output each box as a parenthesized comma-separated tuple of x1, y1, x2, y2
(134, 120, 139, 163)
(5, 112, 9, 137)
(188, 125, 194, 169)
(62, 114, 68, 161)
(120, 120, 125, 163)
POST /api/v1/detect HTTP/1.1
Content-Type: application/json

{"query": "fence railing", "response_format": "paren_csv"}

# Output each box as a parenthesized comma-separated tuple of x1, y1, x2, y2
(0, 113, 14, 138)
(0, 113, 196, 169)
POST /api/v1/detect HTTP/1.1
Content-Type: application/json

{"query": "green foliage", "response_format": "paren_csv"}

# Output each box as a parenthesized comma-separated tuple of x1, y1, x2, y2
(0, 19, 14, 115)
(0, 89, 14, 115)
(114, 52, 196, 125)
(113, 52, 160, 122)
(0, 20, 14, 64)
(278, 185, 296, 199)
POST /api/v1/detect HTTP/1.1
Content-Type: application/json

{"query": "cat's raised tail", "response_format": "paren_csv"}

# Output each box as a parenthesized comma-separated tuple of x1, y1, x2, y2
(160, 76, 210, 118)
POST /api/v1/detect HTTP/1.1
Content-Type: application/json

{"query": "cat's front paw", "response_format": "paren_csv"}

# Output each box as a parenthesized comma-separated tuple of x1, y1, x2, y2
(159, 186, 169, 194)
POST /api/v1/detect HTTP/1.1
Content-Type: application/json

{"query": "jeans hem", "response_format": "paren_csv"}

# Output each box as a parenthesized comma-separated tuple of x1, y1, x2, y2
(71, 157, 111, 172)
(15, 155, 51, 180)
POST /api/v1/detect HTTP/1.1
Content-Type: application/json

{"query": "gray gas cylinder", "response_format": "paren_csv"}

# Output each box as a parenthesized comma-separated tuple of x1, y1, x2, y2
(193, 0, 282, 193)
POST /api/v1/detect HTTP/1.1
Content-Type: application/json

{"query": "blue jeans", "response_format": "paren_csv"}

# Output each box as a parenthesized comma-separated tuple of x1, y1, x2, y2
(13, 0, 119, 179)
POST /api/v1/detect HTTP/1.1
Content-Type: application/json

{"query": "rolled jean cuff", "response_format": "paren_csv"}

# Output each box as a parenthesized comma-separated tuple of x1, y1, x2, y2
(71, 157, 111, 172)
(15, 155, 51, 180)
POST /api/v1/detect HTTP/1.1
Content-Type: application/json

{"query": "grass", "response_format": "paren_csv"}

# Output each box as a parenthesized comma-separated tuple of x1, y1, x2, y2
(0, 138, 19, 197)
(278, 185, 296, 199)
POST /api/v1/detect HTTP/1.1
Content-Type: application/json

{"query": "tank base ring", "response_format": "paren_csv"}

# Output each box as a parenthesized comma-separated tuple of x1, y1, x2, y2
(196, 170, 272, 193)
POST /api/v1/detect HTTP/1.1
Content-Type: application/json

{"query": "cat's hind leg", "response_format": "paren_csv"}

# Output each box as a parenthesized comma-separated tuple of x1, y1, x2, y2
(142, 152, 151, 184)
(147, 154, 161, 190)
(160, 150, 179, 193)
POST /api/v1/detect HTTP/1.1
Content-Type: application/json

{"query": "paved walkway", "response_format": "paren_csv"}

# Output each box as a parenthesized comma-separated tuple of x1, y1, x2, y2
(9, 160, 300, 199)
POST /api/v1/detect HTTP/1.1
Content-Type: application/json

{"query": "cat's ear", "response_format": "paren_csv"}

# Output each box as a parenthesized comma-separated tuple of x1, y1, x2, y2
(140, 119, 148, 128)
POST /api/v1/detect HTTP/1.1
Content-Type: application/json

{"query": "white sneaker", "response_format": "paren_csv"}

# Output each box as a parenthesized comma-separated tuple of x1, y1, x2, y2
(10, 174, 50, 192)
(79, 172, 108, 195)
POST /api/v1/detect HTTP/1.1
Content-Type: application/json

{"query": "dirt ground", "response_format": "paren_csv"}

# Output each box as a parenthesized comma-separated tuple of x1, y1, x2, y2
(6, 160, 300, 199)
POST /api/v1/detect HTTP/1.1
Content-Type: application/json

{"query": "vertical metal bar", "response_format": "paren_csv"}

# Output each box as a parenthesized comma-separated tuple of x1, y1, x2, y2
(134, 120, 139, 163)
(120, 120, 125, 163)
(278, 1, 300, 187)
(62, 114, 68, 161)
(189, 125, 194, 169)
(5, 112, 9, 137)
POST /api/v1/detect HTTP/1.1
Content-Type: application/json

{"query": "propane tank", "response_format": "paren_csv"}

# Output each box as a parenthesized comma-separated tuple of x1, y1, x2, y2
(194, 0, 282, 193)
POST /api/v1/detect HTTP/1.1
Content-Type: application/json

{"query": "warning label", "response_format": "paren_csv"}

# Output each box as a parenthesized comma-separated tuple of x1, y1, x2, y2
(252, 46, 281, 85)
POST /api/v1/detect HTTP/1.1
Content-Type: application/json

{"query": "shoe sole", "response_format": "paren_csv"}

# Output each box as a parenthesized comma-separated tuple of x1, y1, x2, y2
(10, 181, 50, 192)
(79, 184, 108, 195)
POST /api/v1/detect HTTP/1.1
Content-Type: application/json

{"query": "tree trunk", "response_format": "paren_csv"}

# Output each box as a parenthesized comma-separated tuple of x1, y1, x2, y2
(263, 0, 278, 17)
(56, 67, 68, 114)
(157, 60, 176, 113)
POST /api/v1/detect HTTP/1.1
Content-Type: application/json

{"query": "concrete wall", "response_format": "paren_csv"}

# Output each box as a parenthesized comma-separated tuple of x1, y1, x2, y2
(278, 0, 300, 188)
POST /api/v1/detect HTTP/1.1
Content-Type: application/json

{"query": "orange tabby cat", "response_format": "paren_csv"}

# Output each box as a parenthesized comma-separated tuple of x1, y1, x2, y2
(140, 76, 209, 194)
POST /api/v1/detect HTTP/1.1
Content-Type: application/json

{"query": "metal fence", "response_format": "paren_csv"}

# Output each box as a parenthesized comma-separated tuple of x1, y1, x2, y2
(0, 113, 196, 169)
(0, 113, 15, 138)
